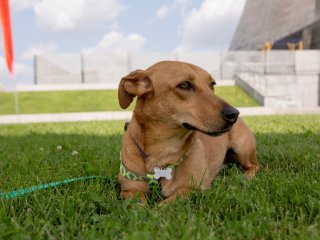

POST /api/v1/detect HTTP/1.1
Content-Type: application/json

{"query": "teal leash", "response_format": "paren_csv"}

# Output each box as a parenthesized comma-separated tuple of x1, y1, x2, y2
(1, 122, 128, 200)
(0, 176, 117, 200)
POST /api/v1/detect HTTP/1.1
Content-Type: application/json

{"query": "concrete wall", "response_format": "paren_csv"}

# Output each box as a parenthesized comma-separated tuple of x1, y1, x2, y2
(236, 73, 319, 107)
(35, 50, 320, 85)
(295, 50, 320, 74)
(35, 54, 82, 84)
(34, 50, 320, 107)
(35, 51, 223, 84)
(319, 75, 320, 106)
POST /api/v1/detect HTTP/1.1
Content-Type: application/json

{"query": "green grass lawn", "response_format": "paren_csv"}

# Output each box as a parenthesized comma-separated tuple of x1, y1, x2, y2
(0, 86, 259, 115)
(0, 115, 319, 239)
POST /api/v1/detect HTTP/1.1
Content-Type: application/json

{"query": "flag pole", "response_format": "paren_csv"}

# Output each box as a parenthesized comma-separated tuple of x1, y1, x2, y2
(11, 70, 19, 115)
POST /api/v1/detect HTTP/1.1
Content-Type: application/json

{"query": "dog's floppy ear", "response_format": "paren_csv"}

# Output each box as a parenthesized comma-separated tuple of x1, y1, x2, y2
(118, 69, 153, 109)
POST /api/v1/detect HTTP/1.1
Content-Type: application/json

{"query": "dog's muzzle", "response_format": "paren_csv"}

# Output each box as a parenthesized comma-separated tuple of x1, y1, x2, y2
(182, 122, 230, 137)
(221, 106, 239, 125)
(182, 107, 239, 136)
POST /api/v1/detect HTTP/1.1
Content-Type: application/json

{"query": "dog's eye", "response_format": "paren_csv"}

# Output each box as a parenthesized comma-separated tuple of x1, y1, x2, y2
(210, 81, 216, 89)
(177, 81, 194, 90)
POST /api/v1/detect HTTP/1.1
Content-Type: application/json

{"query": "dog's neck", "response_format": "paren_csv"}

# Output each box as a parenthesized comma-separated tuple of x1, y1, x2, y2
(128, 113, 194, 173)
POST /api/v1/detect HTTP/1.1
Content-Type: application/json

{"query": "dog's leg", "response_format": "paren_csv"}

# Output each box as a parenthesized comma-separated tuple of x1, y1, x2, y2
(118, 174, 149, 205)
(233, 148, 260, 179)
(120, 190, 147, 206)
(229, 120, 260, 179)
(159, 187, 190, 205)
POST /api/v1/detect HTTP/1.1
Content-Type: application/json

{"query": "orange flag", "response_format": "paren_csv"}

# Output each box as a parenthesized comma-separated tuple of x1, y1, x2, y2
(0, 0, 14, 74)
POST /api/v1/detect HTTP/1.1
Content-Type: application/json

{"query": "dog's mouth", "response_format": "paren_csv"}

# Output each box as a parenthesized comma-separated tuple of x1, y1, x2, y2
(182, 123, 230, 136)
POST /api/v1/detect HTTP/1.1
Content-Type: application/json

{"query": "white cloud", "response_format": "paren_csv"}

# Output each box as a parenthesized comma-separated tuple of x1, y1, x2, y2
(0, 56, 32, 86)
(21, 42, 58, 60)
(0, 57, 8, 75)
(148, 0, 192, 24)
(33, 0, 126, 33)
(10, 0, 38, 12)
(14, 62, 32, 78)
(83, 31, 146, 54)
(0, 37, 3, 52)
(176, 0, 246, 51)
(81, 31, 146, 84)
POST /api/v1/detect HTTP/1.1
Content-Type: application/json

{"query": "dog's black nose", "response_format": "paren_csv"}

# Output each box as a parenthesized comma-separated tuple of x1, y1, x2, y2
(221, 107, 239, 124)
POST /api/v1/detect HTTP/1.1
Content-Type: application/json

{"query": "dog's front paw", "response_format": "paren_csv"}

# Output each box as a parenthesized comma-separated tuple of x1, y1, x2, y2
(121, 190, 147, 206)
(244, 164, 260, 179)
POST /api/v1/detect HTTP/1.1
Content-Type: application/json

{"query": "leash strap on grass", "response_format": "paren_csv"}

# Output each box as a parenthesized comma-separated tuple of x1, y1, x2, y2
(0, 176, 115, 200)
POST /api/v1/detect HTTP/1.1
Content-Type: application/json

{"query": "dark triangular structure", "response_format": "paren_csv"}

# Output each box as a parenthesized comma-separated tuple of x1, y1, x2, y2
(229, 0, 320, 50)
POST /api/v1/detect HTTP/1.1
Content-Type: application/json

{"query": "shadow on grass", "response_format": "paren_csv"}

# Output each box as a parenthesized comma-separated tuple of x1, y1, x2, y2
(0, 129, 319, 239)
(0, 132, 122, 189)
(1, 129, 319, 199)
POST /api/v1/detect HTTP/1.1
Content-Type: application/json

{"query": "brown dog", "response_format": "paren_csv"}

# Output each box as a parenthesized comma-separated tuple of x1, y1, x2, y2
(118, 61, 259, 204)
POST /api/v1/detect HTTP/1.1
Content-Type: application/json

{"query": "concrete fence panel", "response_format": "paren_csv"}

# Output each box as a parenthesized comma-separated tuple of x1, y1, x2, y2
(265, 51, 295, 74)
(35, 54, 82, 84)
(130, 51, 176, 71)
(83, 52, 128, 83)
(35, 50, 320, 85)
(176, 52, 221, 79)
(295, 50, 320, 74)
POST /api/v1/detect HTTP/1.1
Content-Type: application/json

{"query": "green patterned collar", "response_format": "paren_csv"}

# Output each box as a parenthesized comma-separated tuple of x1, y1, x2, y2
(119, 159, 174, 185)
(119, 149, 191, 185)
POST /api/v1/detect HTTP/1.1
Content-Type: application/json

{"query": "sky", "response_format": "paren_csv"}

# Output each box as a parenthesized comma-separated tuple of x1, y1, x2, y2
(0, 0, 246, 85)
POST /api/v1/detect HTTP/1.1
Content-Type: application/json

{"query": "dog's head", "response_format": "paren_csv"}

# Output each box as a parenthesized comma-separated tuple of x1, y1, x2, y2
(118, 61, 239, 136)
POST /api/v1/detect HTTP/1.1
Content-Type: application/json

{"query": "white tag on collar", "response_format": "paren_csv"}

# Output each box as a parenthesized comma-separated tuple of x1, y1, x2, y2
(154, 167, 172, 180)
